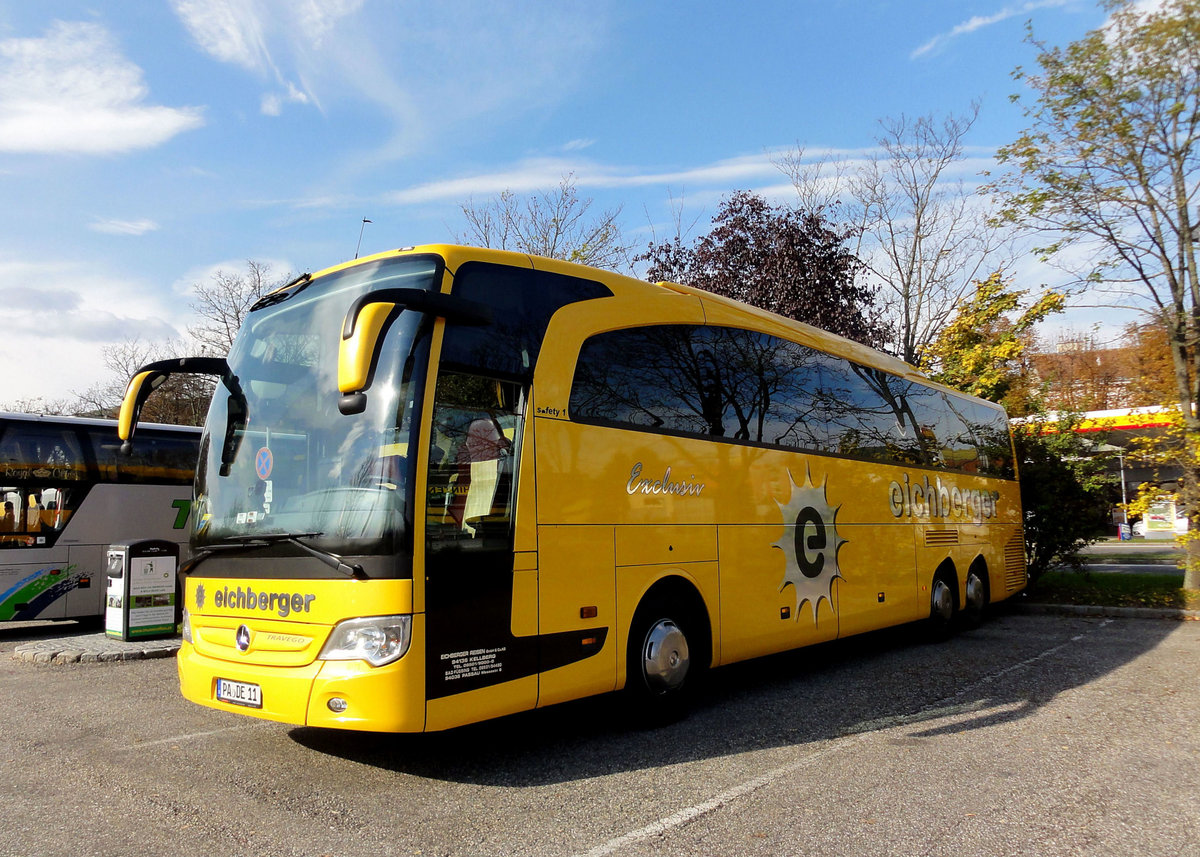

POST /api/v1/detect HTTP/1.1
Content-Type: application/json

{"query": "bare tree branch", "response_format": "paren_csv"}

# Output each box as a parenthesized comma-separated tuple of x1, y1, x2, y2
(456, 174, 634, 272)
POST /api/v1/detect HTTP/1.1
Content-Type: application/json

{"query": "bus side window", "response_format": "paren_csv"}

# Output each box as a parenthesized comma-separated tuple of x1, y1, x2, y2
(0, 492, 16, 532)
(0, 487, 74, 537)
(24, 494, 41, 532)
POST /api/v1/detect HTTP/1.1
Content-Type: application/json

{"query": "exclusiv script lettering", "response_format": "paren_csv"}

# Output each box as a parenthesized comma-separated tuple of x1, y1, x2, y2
(626, 462, 706, 497)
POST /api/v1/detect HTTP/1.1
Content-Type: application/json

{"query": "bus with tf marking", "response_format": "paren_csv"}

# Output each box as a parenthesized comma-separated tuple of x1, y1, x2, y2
(0, 413, 198, 622)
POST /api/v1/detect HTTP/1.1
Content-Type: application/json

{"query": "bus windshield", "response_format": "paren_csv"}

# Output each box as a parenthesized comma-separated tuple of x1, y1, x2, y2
(193, 256, 439, 566)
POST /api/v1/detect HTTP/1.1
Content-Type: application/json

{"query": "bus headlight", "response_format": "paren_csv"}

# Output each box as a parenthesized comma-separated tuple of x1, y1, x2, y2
(181, 608, 192, 643)
(319, 615, 412, 667)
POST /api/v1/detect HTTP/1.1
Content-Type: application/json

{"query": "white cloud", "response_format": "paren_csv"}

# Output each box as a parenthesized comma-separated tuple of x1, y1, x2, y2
(912, 0, 1075, 59)
(0, 21, 204, 155)
(171, 0, 273, 72)
(386, 153, 787, 205)
(260, 80, 311, 116)
(169, 0, 610, 158)
(0, 259, 188, 402)
(384, 148, 887, 206)
(89, 218, 160, 236)
(172, 0, 364, 116)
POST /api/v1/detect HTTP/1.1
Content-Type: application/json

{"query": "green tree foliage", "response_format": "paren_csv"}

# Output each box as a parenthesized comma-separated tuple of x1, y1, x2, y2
(1013, 416, 1116, 583)
(919, 272, 1064, 413)
(921, 275, 1110, 583)
(639, 191, 889, 348)
(994, 0, 1200, 588)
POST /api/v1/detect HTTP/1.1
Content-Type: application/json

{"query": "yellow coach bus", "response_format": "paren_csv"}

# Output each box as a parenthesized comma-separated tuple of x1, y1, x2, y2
(119, 245, 1026, 732)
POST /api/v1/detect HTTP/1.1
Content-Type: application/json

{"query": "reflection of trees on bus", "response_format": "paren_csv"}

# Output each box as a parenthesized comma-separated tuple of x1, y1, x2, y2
(570, 325, 1014, 479)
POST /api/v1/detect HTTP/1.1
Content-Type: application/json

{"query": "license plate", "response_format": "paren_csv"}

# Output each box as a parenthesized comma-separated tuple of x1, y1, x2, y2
(216, 678, 262, 708)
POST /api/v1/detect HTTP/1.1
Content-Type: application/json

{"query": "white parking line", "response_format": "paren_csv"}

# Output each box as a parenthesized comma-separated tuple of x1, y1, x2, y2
(122, 721, 275, 750)
(577, 619, 1114, 857)
(576, 739, 858, 857)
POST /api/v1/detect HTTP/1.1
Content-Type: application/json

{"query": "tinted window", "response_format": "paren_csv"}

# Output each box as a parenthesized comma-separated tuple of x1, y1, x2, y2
(91, 429, 198, 485)
(441, 262, 612, 379)
(948, 395, 1015, 479)
(571, 326, 834, 446)
(0, 422, 87, 482)
(570, 325, 1014, 478)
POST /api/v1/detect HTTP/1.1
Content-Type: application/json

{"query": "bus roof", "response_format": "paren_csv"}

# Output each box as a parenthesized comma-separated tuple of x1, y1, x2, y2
(283, 243, 973, 405)
(0, 412, 202, 434)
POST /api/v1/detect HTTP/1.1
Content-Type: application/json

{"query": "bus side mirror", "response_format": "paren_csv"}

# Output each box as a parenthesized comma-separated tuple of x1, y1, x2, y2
(338, 299, 401, 416)
(119, 368, 171, 450)
(337, 288, 492, 416)
(119, 357, 240, 451)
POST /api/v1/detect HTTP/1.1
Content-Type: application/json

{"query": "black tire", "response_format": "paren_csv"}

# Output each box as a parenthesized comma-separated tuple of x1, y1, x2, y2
(625, 598, 701, 724)
(926, 571, 958, 640)
(960, 565, 989, 630)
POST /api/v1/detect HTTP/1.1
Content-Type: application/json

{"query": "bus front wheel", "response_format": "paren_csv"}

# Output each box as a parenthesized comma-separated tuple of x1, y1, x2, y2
(626, 600, 699, 722)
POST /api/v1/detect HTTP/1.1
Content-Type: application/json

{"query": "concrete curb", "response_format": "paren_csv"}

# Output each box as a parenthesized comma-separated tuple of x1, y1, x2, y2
(1007, 602, 1200, 621)
(11, 633, 181, 665)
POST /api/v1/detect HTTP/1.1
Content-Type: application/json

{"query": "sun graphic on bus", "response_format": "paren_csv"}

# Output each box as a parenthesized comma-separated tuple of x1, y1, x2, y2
(774, 467, 845, 623)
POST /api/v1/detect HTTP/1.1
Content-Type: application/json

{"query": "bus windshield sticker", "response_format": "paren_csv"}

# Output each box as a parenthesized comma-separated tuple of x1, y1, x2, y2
(774, 467, 845, 623)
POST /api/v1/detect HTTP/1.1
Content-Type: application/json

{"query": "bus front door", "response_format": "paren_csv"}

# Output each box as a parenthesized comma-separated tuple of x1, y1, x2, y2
(422, 371, 538, 730)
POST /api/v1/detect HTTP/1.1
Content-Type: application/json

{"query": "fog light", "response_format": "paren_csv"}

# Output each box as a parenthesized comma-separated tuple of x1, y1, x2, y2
(327, 697, 348, 713)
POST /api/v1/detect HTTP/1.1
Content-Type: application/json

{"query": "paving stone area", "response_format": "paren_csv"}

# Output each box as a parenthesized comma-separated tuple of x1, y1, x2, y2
(11, 632, 181, 665)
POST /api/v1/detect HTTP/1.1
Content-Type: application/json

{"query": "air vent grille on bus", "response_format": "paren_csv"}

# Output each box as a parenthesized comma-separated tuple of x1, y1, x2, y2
(924, 529, 959, 547)
(1004, 530, 1027, 592)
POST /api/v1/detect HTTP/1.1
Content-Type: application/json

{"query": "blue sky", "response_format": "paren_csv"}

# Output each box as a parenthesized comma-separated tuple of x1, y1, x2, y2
(0, 0, 1112, 404)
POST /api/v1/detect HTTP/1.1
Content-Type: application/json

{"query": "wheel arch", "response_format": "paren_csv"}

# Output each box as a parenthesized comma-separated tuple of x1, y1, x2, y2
(967, 554, 991, 602)
(624, 574, 714, 684)
(933, 557, 960, 608)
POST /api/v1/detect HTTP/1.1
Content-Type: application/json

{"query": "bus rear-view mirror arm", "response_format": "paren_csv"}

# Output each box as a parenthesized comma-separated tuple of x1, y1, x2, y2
(120, 356, 247, 476)
(337, 287, 492, 415)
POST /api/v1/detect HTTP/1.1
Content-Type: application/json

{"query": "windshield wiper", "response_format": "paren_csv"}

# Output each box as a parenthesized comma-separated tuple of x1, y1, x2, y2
(249, 273, 312, 311)
(182, 532, 366, 579)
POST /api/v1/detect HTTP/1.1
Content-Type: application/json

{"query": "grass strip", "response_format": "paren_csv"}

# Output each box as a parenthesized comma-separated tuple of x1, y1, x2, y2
(1083, 553, 1182, 565)
(1029, 571, 1200, 610)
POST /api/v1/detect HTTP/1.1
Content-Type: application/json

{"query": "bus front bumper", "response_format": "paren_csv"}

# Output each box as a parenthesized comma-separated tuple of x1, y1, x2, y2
(177, 630, 427, 733)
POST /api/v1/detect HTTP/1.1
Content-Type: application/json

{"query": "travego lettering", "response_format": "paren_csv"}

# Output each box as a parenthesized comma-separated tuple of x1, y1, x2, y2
(213, 585, 316, 618)
(888, 473, 999, 523)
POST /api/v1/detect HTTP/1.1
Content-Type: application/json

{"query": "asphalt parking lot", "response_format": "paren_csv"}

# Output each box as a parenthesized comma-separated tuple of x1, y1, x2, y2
(3, 610, 1197, 857)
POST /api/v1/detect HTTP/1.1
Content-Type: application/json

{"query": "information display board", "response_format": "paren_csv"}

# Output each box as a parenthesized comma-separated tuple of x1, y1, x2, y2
(105, 539, 180, 641)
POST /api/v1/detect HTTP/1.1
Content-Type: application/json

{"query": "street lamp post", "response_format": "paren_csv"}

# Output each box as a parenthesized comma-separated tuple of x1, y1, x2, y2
(355, 218, 372, 259)
(1119, 448, 1128, 517)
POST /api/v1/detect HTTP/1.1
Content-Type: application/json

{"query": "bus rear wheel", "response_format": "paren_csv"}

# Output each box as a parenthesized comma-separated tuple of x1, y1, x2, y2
(961, 566, 989, 629)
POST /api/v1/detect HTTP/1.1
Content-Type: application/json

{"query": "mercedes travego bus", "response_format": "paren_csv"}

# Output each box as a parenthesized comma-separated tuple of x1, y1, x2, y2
(119, 245, 1026, 733)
